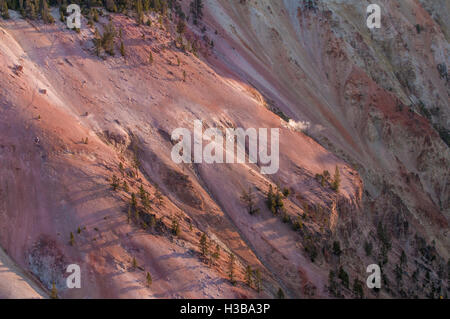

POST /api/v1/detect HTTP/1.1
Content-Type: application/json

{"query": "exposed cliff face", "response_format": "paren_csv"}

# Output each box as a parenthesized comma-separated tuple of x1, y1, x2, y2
(202, 0, 449, 298)
(0, 0, 448, 299)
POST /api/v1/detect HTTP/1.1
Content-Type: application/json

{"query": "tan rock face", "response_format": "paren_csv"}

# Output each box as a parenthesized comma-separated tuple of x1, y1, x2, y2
(0, 0, 448, 299)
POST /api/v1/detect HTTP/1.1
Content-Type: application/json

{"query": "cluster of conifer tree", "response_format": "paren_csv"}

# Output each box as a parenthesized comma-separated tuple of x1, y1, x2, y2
(0, 0, 54, 22)
(0, 0, 203, 25)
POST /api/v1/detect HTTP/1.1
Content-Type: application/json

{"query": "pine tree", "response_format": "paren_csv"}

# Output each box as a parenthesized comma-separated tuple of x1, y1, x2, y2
(176, 18, 185, 34)
(139, 184, 146, 200)
(70, 232, 75, 246)
(171, 217, 180, 236)
(154, 188, 163, 206)
(143, 0, 150, 12)
(41, 0, 54, 24)
(130, 193, 137, 209)
(241, 187, 259, 215)
(139, 186, 150, 209)
(400, 250, 407, 266)
(332, 241, 342, 256)
(266, 185, 284, 215)
(111, 174, 120, 191)
(102, 21, 116, 56)
(146, 271, 152, 287)
(123, 181, 129, 192)
(338, 266, 349, 288)
(266, 185, 276, 214)
(92, 8, 99, 22)
(120, 41, 125, 57)
(25, 0, 37, 20)
(148, 51, 153, 64)
(132, 256, 137, 269)
(136, 0, 143, 24)
(228, 252, 235, 284)
(105, 0, 117, 12)
(353, 278, 364, 299)
(93, 28, 102, 56)
(199, 233, 208, 257)
(50, 281, 58, 299)
(189, 0, 203, 25)
(277, 288, 285, 299)
(245, 265, 253, 287)
(254, 269, 262, 293)
(1, 0, 9, 19)
(332, 165, 341, 192)
(212, 244, 220, 264)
